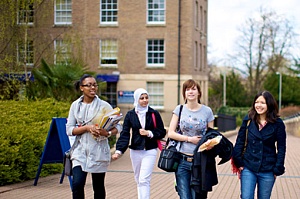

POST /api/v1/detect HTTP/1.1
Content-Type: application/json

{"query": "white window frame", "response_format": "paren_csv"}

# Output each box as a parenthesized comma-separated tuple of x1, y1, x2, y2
(147, 0, 165, 25)
(18, 0, 34, 25)
(54, 40, 71, 64)
(17, 40, 34, 66)
(100, 0, 118, 25)
(54, 0, 72, 25)
(99, 39, 118, 68)
(147, 82, 164, 109)
(146, 39, 165, 67)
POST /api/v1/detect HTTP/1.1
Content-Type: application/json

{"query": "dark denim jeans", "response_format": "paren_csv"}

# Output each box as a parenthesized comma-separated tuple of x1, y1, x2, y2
(72, 166, 106, 199)
(175, 159, 195, 199)
(240, 167, 276, 199)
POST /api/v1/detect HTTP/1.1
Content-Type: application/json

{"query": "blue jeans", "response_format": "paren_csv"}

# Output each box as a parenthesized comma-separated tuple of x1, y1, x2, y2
(240, 167, 276, 199)
(175, 159, 195, 199)
(72, 166, 106, 199)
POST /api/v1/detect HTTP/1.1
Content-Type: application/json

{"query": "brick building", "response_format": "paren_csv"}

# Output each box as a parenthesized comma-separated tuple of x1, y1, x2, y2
(20, 0, 209, 124)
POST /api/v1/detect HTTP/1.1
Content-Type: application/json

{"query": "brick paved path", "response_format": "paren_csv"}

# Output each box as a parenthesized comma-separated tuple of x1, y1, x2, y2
(1, 133, 299, 199)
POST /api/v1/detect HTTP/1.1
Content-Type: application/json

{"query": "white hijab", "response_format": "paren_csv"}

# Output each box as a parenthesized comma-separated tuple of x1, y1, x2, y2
(134, 88, 149, 128)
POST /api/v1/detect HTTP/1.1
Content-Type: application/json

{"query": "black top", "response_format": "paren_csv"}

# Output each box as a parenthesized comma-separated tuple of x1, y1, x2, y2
(116, 107, 166, 153)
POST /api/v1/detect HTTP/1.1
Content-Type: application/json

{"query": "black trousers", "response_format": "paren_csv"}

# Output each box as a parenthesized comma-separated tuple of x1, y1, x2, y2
(72, 166, 106, 199)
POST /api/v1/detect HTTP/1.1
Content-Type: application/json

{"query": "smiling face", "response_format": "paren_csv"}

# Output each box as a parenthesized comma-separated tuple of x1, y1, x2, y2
(255, 96, 268, 116)
(138, 93, 149, 107)
(185, 85, 200, 102)
(182, 79, 201, 103)
(80, 77, 98, 99)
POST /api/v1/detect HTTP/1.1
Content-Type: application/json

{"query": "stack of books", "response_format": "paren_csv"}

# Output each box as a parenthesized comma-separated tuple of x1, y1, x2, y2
(98, 107, 123, 131)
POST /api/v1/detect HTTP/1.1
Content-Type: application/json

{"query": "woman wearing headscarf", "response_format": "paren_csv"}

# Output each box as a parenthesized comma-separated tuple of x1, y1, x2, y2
(112, 88, 166, 199)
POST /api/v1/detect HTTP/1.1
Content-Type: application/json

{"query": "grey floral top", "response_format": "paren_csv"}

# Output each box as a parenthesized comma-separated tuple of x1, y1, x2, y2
(173, 104, 214, 155)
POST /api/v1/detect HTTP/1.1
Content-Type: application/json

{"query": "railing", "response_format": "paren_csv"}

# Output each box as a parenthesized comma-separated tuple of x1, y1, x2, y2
(283, 114, 300, 137)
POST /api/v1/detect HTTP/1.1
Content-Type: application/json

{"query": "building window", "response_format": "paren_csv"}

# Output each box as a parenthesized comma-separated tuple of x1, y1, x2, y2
(55, 0, 72, 25)
(18, 1, 34, 25)
(100, 0, 118, 25)
(100, 39, 118, 67)
(194, 41, 198, 70)
(195, 1, 199, 29)
(203, 45, 207, 71)
(54, 40, 71, 64)
(147, 0, 165, 24)
(101, 82, 117, 108)
(147, 82, 164, 109)
(200, 6, 203, 30)
(18, 40, 34, 66)
(200, 43, 203, 71)
(147, 39, 165, 67)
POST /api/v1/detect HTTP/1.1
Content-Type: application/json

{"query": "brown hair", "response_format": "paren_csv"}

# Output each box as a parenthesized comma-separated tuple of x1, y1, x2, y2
(248, 90, 279, 123)
(182, 79, 202, 103)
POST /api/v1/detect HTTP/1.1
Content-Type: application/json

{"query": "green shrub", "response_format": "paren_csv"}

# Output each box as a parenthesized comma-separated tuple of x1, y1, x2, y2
(218, 106, 249, 119)
(0, 98, 118, 186)
(236, 115, 243, 127)
(0, 99, 70, 185)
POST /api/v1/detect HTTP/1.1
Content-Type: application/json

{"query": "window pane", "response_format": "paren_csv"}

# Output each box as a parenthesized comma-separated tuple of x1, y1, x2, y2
(55, 0, 72, 24)
(100, 40, 118, 66)
(54, 40, 71, 64)
(147, 82, 164, 107)
(101, 0, 118, 24)
(101, 82, 117, 108)
(147, 0, 165, 23)
(18, 40, 34, 65)
(147, 39, 164, 66)
(18, 2, 34, 24)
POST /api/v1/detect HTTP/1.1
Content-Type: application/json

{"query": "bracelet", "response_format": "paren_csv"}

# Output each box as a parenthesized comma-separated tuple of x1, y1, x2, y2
(185, 136, 189, 143)
(107, 131, 112, 138)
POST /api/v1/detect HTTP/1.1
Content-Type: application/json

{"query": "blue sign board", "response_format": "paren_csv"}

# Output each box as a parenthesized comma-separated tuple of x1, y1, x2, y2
(34, 118, 72, 188)
(118, 90, 134, 104)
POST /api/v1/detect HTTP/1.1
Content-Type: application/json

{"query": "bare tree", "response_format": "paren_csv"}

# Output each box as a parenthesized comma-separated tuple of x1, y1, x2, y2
(232, 7, 295, 96)
(0, 0, 69, 78)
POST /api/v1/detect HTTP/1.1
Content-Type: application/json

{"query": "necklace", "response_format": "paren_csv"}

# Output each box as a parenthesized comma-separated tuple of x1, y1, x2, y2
(258, 121, 267, 131)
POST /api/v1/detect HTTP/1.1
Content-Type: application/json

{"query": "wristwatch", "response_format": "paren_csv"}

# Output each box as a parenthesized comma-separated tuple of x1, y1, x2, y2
(107, 131, 112, 138)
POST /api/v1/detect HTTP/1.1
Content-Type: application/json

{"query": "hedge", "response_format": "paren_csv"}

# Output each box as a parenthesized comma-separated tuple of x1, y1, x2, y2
(0, 98, 118, 186)
(0, 99, 70, 186)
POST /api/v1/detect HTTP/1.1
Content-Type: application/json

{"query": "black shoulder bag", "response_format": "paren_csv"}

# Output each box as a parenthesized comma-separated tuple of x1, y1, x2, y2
(157, 105, 183, 172)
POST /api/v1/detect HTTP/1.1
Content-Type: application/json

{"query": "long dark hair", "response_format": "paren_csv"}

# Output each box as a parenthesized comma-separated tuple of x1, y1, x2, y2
(248, 90, 279, 123)
(74, 74, 93, 92)
(182, 79, 201, 104)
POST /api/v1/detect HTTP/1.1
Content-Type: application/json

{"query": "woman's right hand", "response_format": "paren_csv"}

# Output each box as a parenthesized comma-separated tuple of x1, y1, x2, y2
(188, 135, 202, 144)
(112, 153, 120, 160)
(88, 124, 101, 137)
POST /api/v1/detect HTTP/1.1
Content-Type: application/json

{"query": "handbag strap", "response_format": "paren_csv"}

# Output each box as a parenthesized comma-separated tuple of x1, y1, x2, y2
(69, 135, 80, 154)
(166, 105, 183, 146)
(176, 104, 183, 133)
(242, 120, 251, 154)
(152, 113, 156, 128)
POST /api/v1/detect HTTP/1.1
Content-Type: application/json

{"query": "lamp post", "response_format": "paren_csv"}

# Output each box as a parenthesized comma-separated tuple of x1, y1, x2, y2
(276, 72, 282, 110)
(223, 72, 226, 107)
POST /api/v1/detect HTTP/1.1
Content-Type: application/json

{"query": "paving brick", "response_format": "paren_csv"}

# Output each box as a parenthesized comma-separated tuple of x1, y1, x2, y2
(1, 133, 300, 199)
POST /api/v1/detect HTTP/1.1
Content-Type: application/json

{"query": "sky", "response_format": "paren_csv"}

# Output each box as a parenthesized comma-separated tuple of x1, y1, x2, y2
(207, 0, 300, 65)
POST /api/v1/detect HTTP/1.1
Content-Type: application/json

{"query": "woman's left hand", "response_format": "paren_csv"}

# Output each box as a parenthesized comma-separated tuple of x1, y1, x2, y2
(205, 140, 214, 150)
(139, 129, 149, 136)
(89, 125, 100, 137)
(90, 126, 108, 137)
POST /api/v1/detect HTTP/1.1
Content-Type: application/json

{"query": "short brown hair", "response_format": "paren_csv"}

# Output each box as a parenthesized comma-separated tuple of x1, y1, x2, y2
(182, 79, 202, 103)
